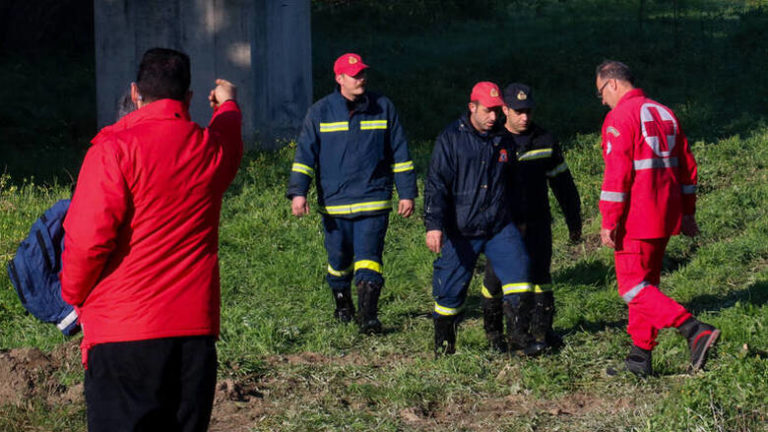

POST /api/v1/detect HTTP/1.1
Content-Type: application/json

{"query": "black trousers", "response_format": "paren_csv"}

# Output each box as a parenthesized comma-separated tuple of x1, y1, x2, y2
(84, 336, 217, 432)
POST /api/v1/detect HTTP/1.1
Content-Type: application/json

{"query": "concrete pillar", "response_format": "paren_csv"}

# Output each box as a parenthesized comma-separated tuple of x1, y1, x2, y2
(94, 0, 312, 148)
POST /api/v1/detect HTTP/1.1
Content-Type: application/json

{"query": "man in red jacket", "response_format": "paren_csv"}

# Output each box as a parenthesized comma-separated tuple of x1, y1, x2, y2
(596, 60, 719, 377)
(61, 48, 243, 431)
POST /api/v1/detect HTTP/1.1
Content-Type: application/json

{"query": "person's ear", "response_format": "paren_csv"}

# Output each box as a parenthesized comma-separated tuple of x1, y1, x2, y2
(468, 102, 477, 114)
(130, 82, 142, 106)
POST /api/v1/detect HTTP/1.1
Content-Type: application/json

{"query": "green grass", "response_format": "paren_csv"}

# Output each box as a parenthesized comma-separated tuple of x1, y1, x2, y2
(3, 1, 768, 431)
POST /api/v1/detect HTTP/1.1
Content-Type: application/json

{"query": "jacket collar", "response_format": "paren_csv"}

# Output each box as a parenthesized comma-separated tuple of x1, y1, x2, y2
(459, 113, 504, 139)
(615, 88, 646, 109)
(92, 99, 191, 144)
(331, 90, 371, 115)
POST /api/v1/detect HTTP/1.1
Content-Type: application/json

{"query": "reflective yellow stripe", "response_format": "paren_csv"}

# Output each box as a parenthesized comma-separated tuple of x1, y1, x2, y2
(319, 200, 391, 215)
(434, 302, 461, 316)
(481, 284, 503, 299)
(533, 284, 552, 294)
(354, 260, 382, 274)
(545, 162, 568, 177)
(292, 162, 314, 176)
(518, 148, 553, 161)
(502, 282, 533, 295)
(327, 264, 353, 277)
(319, 121, 349, 132)
(360, 120, 388, 130)
(391, 161, 414, 173)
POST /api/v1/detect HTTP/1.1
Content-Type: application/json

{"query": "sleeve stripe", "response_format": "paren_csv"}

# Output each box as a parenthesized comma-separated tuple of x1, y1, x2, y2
(600, 191, 627, 202)
(391, 161, 414, 173)
(545, 161, 569, 177)
(292, 162, 314, 176)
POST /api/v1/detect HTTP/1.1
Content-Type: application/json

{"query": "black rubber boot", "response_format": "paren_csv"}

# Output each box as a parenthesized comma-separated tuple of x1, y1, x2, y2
(677, 318, 721, 372)
(482, 297, 506, 353)
(625, 345, 653, 377)
(503, 293, 533, 354)
(356, 281, 383, 334)
(434, 315, 458, 358)
(332, 287, 355, 323)
(525, 291, 557, 356)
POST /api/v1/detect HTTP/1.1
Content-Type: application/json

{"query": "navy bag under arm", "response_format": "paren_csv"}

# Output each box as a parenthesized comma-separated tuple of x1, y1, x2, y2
(6, 199, 79, 336)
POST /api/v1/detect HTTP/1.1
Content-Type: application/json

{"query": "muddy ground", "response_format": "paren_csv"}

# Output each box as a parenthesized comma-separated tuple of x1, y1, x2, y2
(0, 343, 636, 431)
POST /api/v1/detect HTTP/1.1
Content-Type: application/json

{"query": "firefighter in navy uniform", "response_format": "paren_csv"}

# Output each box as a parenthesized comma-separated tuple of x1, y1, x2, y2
(425, 81, 531, 356)
(482, 83, 582, 356)
(287, 53, 417, 333)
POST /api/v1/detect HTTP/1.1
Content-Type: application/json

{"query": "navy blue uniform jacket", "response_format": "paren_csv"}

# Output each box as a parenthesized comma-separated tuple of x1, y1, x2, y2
(424, 115, 515, 237)
(287, 90, 417, 217)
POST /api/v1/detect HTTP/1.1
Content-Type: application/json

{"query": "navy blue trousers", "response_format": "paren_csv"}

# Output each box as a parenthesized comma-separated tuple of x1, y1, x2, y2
(322, 213, 389, 290)
(483, 219, 553, 297)
(432, 223, 530, 316)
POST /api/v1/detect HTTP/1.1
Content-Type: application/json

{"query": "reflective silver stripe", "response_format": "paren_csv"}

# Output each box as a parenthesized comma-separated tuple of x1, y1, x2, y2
(391, 161, 414, 173)
(319, 121, 349, 132)
(622, 281, 650, 303)
(633, 157, 678, 170)
(681, 184, 697, 194)
(600, 191, 626, 202)
(56, 309, 78, 331)
(292, 162, 314, 176)
(434, 302, 461, 316)
(545, 161, 569, 178)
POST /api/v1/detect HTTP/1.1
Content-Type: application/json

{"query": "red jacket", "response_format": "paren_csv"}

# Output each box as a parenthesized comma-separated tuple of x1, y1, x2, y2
(61, 99, 242, 365)
(599, 89, 697, 239)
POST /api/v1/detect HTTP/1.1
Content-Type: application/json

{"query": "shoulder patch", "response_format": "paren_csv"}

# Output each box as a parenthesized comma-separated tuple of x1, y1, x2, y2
(607, 126, 620, 137)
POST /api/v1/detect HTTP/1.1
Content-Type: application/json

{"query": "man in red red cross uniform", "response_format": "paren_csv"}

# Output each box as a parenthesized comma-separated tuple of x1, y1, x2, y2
(596, 60, 720, 377)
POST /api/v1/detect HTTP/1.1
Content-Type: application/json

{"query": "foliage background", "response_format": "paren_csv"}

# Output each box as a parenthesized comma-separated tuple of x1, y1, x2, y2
(1, 0, 767, 430)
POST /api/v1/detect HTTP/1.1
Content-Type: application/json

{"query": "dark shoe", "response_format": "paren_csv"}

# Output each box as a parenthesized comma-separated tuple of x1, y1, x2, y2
(545, 329, 564, 350)
(482, 297, 506, 353)
(332, 287, 355, 323)
(434, 315, 458, 357)
(678, 318, 721, 372)
(625, 345, 653, 377)
(503, 293, 533, 353)
(523, 341, 548, 357)
(528, 291, 557, 354)
(357, 281, 383, 334)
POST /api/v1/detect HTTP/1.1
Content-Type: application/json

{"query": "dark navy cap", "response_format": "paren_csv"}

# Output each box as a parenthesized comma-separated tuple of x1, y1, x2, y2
(503, 83, 535, 110)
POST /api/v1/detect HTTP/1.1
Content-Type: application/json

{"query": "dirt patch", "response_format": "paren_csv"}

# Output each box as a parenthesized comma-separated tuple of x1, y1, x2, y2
(0, 347, 59, 406)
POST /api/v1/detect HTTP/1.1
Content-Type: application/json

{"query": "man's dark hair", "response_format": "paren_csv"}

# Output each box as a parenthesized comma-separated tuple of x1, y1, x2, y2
(596, 60, 635, 86)
(136, 48, 191, 102)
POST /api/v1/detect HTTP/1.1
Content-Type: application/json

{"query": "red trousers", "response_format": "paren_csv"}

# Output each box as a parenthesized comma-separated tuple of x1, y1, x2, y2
(614, 237, 691, 350)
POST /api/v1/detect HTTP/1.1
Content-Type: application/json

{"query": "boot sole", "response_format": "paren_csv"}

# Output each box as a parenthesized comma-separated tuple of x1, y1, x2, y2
(691, 329, 721, 372)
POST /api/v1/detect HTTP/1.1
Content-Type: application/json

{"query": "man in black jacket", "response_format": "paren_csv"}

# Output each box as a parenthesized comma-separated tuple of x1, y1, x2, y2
(424, 81, 531, 356)
(482, 83, 582, 356)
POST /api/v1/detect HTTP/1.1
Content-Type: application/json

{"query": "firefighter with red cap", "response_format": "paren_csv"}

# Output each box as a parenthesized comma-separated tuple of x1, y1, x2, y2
(287, 53, 417, 333)
(424, 81, 531, 356)
(596, 60, 720, 376)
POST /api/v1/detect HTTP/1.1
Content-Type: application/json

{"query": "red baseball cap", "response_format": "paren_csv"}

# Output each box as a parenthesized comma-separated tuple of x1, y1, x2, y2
(333, 53, 369, 76)
(470, 81, 504, 108)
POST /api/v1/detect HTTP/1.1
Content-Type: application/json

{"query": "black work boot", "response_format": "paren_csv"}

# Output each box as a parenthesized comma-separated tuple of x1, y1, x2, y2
(356, 281, 383, 334)
(434, 315, 458, 358)
(677, 318, 721, 372)
(482, 297, 506, 353)
(503, 293, 533, 354)
(332, 287, 355, 323)
(625, 345, 653, 377)
(525, 291, 557, 356)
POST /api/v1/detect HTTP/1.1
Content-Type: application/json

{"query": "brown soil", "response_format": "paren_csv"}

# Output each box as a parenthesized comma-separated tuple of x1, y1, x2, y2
(1, 347, 630, 431)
